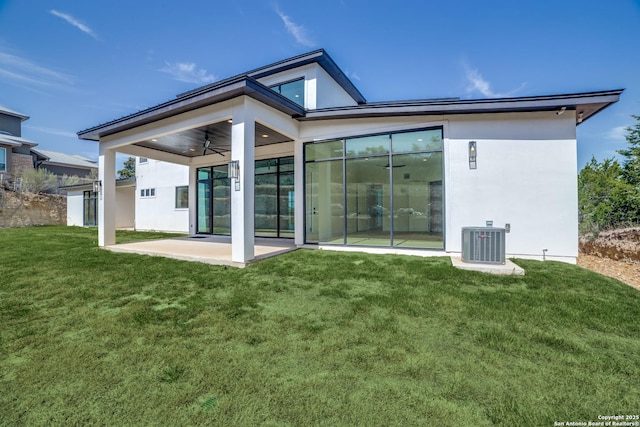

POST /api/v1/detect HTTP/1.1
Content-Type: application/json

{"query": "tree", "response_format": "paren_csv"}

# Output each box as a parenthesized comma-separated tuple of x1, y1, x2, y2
(617, 115, 640, 187)
(578, 116, 640, 233)
(118, 157, 136, 179)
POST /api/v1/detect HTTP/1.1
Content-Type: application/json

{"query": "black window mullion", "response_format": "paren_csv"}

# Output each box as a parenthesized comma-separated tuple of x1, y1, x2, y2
(388, 134, 394, 247)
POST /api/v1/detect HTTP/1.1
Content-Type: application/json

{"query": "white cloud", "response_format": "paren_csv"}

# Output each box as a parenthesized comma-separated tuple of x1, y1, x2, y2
(50, 10, 98, 39)
(23, 125, 77, 138)
(0, 50, 74, 88)
(605, 125, 627, 141)
(347, 71, 360, 81)
(275, 8, 314, 47)
(463, 62, 525, 98)
(160, 62, 216, 84)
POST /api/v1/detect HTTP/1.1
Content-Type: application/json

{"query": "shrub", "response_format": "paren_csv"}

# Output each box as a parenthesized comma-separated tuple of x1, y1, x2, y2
(19, 168, 58, 194)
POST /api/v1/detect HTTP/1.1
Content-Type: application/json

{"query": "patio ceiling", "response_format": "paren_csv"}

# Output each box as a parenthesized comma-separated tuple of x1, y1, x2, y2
(132, 120, 293, 158)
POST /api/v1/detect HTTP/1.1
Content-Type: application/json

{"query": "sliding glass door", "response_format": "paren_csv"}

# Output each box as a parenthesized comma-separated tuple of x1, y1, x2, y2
(197, 157, 293, 238)
(255, 157, 295, 238)
(304, 128, 444, 249)
(212, 165, 231, 235)
(197, 165, 230, 235)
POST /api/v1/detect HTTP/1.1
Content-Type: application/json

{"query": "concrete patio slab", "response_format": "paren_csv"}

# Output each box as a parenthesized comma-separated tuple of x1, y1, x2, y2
(450, 255, 525, 275)
(105, 235, 297, 268)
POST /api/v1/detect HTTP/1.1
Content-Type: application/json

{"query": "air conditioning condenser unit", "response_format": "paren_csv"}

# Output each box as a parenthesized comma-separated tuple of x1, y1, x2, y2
(462, 227, 506, 264)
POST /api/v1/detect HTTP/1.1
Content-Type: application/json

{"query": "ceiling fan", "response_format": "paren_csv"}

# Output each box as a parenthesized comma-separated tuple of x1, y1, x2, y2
(202, 132, 225, 157)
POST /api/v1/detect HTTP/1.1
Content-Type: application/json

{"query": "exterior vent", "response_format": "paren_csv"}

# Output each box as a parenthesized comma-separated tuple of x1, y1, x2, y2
(462, 227, 506, 264)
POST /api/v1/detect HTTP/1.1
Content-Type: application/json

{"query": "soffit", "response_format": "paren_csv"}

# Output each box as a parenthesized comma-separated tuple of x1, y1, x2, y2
(132, 121, 292, 158)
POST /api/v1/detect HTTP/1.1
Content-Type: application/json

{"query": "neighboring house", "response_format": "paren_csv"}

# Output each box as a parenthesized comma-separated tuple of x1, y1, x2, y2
(78, 49, 623, 264)
(0, 105, 46, 179)
(65, 178, 135, 228)
(64, 157, 189, 232)
(135, 157, 189, 232)
(35, 149, 98, 180)
(1, 105, 96, 189)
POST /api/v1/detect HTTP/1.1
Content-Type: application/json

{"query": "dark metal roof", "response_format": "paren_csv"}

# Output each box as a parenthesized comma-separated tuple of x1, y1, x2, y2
(78, 76, 305, 141)
(299, 89, 624, 125)
(177, 49, 366, 104)
(77, 48, 623, 143)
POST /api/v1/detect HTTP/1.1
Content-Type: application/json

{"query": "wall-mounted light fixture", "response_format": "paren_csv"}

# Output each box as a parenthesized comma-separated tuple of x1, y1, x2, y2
(577, 112, 584, 123)
(92, 180, 102, 194)
(468, 141, 477, 169)
(228, 160, 240, 191)
(556, 106, 566, 116)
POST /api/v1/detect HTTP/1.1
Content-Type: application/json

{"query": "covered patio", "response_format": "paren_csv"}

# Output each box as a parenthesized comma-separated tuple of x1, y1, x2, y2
(78, 77, 306, 264)
(105, 235, 298, 268)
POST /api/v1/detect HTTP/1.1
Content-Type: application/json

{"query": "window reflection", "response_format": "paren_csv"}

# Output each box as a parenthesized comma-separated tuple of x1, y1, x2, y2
(304, 127, 444, 249)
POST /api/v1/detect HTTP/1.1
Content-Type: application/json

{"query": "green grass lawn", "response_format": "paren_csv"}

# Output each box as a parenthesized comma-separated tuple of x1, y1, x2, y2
(1, 226, 639, 426)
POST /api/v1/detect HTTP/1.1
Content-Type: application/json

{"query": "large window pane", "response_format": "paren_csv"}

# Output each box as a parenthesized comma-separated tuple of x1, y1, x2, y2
(345, 134, 389, 157)
(197, 180, 211, 233)
(279, 172, 295, 238)
(0, 147, 5, 171)
(345, 156, 390, 246)
(255, 173, 278, 237)
(392, 152, 443, 248)
(212, 165, 230, 235)
(279, 79, 305, 107)
(392, 129, 442, 153)
(306, 160, 343, 243)
(305, 140, 343, 161)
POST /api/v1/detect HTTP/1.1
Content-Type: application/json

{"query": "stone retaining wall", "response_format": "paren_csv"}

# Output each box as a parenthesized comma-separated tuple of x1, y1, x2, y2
(0, 190, 66, 227)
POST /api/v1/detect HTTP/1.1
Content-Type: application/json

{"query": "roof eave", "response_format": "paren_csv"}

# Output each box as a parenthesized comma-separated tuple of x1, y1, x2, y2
(78, 77, 306, 141)
(0, 107, 29, 121)
(300, 89, 624, 123)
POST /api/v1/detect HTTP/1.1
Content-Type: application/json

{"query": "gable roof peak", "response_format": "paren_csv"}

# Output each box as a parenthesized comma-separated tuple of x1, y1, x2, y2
(176, 49, 366, 104)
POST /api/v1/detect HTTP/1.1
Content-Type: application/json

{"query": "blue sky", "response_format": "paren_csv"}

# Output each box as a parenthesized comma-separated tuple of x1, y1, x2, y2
(1, 0, 639, 169)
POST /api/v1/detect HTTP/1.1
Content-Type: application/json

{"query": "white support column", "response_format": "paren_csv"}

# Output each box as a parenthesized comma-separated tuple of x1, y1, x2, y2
(188, 162, 197, 236)
(294, 140, 304, 246)
(231, 99, 255, 263)
(98, 146, 116, 246)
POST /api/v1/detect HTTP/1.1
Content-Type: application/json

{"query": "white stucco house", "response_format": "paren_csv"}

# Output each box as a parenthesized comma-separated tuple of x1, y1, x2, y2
(135, 157, 189, 232)
(77, 49, 622, 264)
(65, 158, 189, 232)
(65, 178, 135, 228)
